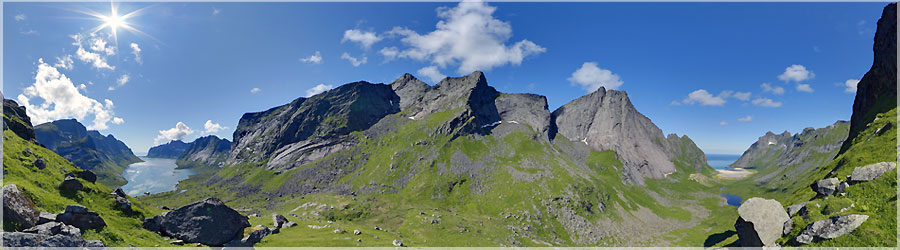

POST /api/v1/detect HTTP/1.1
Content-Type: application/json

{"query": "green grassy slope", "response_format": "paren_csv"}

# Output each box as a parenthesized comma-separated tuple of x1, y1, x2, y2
(2, 130, 170, 246)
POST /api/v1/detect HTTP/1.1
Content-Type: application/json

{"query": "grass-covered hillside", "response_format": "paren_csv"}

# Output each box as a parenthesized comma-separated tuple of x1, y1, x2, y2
(2, 129, 170, 246)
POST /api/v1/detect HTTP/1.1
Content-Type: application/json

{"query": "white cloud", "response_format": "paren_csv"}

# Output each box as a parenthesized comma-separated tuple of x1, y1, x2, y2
(75, 46, 115, 70)
(752, 97, 782, 108)
(733, 91, 751, 101)
(88, 35, 116, 56)
(737, 115, 753, 122)
(796, 83, 814, 93)
(300, 51, 323, 64)
(15, 14, 26, 22)
(567, 62, 623, 92)
(843, 79, 860, 93)
(417, 66, 446, 83)
(71, 34, 115, 70)
(203, 120, 227, 134)
(340, 52, 367, 67)
(108, 74, 130, 91)
(154, 122, 194, 145)
(760, 83, 785, 95)
(54, 55, 74, 70)
(305, 84, 334, 97)
(250, 87, 261, 94)
(342, 29, 382, 49)
(682, 89, 728, 106)
(778, 64, 814, 82)
(380, 47, 399, 62)
(16, 59, 123, 130)
(130, 43, 142, 64)
(387, 1, 545, 74)
(212, 7, 221, 16)
(720, 121, 728, 126)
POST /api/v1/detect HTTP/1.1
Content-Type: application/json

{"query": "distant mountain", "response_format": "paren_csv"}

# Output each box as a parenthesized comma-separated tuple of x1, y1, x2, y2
(176, 135, 231, 168)
(147, 140, 190, 158)
(2, 95, 37, 144)
(33, 119, 141, 187)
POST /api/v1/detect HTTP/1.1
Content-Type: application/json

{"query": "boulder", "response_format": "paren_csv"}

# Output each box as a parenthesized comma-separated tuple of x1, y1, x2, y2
(148, 197, 250, 246)
(59, 176, 84, 191)
(813, 178, 840, 196)
(38, 212, 57, 225)
(2, 184, 40, 230)
(115, 196, 133, 213)
(272, 213, 288, 228)
(392, 239, 403, 247)
(32, 158, 46, 170)
(786, 202, 808, 217)
(22, 222, 81, 237)
(76, 170, 97, 183)
(113, 187, 128, 198)
(734, 197, 791, 247)
(1, 231, 101, 247)
(57, 205, 106, 230)
(353, 229, 361, 235)
(243, 226, 271, 245)
(283, 221, 297, 228)
(837, 182, 849, 194)
(795, 214, 869, 245)
(142, 216, 163, 233)
(850, 162, 896, 182)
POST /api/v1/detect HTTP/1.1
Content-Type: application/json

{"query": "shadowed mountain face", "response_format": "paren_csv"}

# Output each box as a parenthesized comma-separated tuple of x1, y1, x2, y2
(176, 135, 231, 168)
(33, 119, 141, 187)
(148, 140, 190, 158)
(2, 96, 37, 144)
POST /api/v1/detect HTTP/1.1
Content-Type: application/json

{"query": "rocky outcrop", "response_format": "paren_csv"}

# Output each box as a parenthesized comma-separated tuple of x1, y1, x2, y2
(147, 140, 190, 158)
(143, 198, 250, 246)
(732, 121, 849, 172)
(3, 184, 40, 230)
(786, 202, 808, 217)
(842, 3, 897, 154)
(849, 162, 896, 182)
(734, 197, 791, 247)
(56, 205, 106, 230)
(2, 96, 37, 143)
(1, 231, 104, 247)
(34, 119, 141, 185)
(176, 135, 232, 168)
(813, 178, 840, 196)
(494, 93, 552, 138)
(795, 214, 869, 245)
(272, 213, 288, 229)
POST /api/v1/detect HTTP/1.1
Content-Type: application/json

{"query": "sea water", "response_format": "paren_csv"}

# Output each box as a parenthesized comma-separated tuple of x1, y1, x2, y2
(120, 157, 196, 196)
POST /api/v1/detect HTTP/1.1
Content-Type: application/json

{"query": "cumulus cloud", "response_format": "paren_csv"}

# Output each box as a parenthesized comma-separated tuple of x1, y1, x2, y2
(342, 29, 382, 49)
(417, 66, 446, 83)
(681, 89, 728, 106)
(71, 33, 115, 70)
(15, 14, 26, 21)
(733, 91, 751, 101)
(154, 122, 194, 145)
(380, 47, 399, 62)
(843, 79, 860, 93)
(567, 62, 623, 92)
(760, 83, 785, 95)
(130, 43, 142, 64)
(387, 1, 545, 74)
(796, 83, 814, 93)
(737, 115, 753, 122)
(203, 120, 227, 134)
(212, 7, 221, 16)
(250, 87, 261, 94)
(778, 64, 814, 82)
(300, 51, 323, 64)
(16, 59, 123, 130)
(76, 47, 115, 70)
(752, 97, 782, 108)
(340, 52, 367, 67)
(305, 84, 334, 97)
(54, 55, 74, 70)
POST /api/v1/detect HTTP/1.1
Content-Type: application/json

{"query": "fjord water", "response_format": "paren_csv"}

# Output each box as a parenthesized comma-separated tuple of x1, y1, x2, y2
(706, 154, 741, 169)
(120, 157, 196, 196)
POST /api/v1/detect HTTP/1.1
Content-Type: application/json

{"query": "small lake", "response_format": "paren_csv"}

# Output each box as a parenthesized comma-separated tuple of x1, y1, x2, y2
(707, 154, 741, 170)
(120, 157, 195, 196)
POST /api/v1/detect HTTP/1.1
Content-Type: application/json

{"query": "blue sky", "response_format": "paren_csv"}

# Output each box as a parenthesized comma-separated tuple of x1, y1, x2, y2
(2, 1, 889, 155)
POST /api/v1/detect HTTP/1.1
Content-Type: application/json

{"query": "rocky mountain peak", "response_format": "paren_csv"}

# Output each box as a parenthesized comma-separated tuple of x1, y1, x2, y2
(3, 96, 37, 143)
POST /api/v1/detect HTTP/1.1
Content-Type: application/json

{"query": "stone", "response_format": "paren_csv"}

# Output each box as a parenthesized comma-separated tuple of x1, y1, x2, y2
(59, 176, 84, 191)
(57, 205, 106, 230)
(734, 197, 791, 247)
(170, 240, 185, 246)
(113, 187, 128, 198)
(353, 229, 361, 235)
(837, 182, 850, 193)
(795, 214, 869, 245)
(76, 170, 97, 183)
(143, 216, 163, 233)
(33, 158, 46, 170)
(115, 196, 133, 213)
(333, 228, 345, 234)
(242, 226, 271, 245)
(850, 162, 896, 182)
(1, 231, 97, 247)
(2, 184, 40, 230)
(283, 221, 297, 228)
(272, 213, 288, 228)
(84, 240, 106, 247)
(38, 212, 57, 224)
(786, 202, 808, 217)
(23, 222, 81, 237)
(813, 178, 840, 196)
(392, 239, 403, 247)
(148, 197, 250, 246)
(783, 220, 793, 236)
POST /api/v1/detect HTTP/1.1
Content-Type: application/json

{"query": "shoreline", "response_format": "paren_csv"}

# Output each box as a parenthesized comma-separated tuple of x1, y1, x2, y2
(715, 167, 754, 179)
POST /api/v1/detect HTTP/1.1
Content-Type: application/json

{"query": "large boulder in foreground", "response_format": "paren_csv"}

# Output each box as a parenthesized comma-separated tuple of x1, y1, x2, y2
(850, 162, 896, 182)
(795, 214, 869, 245)
(734, 197, 791, 247)
(3, 184, 40, 230)
(144, 197, 250, 246)
(56, 205, 106, 230)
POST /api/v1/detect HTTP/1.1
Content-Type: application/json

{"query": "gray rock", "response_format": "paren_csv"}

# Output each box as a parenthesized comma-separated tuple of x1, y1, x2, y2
(176, 135, 232, 168)
(272, 213, 288, 228)
(33, 158, 46, 170)
(494, 93, 552, 138)
(2, 184, 40, 230)
(113, 187, 128, 198)
(392, 239, 403, 247)
(2, 232, 44, 247)
(283, 221, 297, 228)
(147, 197, 250, 246)
(837, 182, 850, 193)
(1, 231, 97, 247)
(38, 212, 57, 224)
(115, 196, 133, 213)
(814, 178, 840, 196)
(850, 162, 896, 182)
(242, 227, 271, 245)
(783, 219, 794, 236)
(142, 216, 163, 233)
(353, 229, 361, 235)
(795, 214, 869, 245)
(76, 170, 97, 183)
(59, 176, 84, 191)
(734, 197, 791, 247)
(23, 221, 81, 237)
(786, 202, 808, 217)
(57, 205, 106, 230)
(37, 234, 87, 247)
(84, 240, 106, 247)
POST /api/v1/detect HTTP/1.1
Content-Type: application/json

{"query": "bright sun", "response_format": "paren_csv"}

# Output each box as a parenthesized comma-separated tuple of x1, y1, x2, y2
(81, 2, 151, 45)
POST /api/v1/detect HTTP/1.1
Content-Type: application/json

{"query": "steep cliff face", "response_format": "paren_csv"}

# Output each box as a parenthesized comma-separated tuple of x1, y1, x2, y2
(176, 136, 231, 168)
(33, 119, 141, 187)
(842, 3, 897, 154)
(398, 71, 503, 138)
(2, 96, 37, 144)
(147, 140, 190, 158)
(551, 88, 707, 185)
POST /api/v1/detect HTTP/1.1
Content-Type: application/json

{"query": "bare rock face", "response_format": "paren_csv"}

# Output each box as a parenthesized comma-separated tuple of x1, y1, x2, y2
(734, 197, 791, 247)
(731, 121, 849, 174)
(144, 197, 250, 246)
(494, 93, 552, 139)
(795, 214, 869, 245)
(176, 135, 232, 168)
(3, 184, 40, 230)
(2, 97, 38, 143)
(849, 162, 896, 182)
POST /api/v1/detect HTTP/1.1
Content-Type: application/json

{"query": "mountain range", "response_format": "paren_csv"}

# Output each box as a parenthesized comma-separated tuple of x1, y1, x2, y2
(147, 136, 232, 168)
